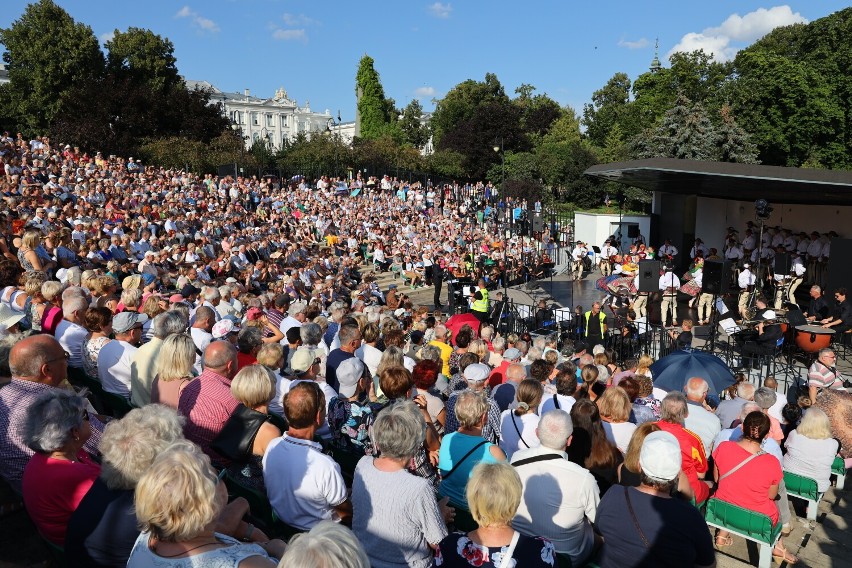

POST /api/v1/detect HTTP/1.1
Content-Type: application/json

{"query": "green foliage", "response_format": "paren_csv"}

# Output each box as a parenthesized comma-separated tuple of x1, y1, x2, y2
(278, 132, 353, 179)
(139, 130, 244, 174)
(430, 73, 512, 148)
(399, 99, 429, 149)
(353, 135, 422, 175)
(427, 149, 466, 179)
(105, 27, 180, 93)
(582, 73, 631, 147)
(355, 55, 392, 140)
(0, 0, 104, 132)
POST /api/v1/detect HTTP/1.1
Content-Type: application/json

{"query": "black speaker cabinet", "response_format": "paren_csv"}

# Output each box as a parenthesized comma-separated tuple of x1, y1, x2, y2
(638, 260, 661, 293)
(703, 260, 732, 295)
(773, 252, 791, 275)
(826, 238, 852, 294)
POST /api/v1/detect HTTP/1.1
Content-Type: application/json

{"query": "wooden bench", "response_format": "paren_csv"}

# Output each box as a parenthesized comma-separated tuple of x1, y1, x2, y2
(704, 498, 781, 568)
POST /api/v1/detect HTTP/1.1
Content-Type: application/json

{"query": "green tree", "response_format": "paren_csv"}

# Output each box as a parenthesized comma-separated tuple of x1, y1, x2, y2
(513, 84, 562, 142)
(716, 105, 759, 163)
(631, 95, 719, 160)
(355, 55, 391, 140)
(0, 0, 104, 132)
(427, 149, 466, 179)
(399, 99, 429, 149)
(430, 73, 512, 148)
(105, 27, 180, 93)
(582, 72, 631, 147)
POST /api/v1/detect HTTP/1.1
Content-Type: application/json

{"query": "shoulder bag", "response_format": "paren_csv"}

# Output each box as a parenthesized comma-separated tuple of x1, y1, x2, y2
(441, 440, 488, 481)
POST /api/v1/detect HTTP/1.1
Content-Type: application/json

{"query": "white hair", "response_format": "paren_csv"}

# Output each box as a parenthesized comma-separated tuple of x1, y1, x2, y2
(537, 409, 573, 450)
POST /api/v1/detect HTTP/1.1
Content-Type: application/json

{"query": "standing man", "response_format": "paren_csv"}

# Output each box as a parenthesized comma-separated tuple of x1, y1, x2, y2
(737, 262, 756, 319)
(584, 302, 607, 348)
(659, 265, 681, 327)
(599, 240, 618, 276)
(469, 278, 489, 325)
(432, 259, 444, 309)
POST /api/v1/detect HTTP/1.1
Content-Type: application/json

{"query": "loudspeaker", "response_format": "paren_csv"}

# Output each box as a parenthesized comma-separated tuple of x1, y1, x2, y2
(532, 215, 544, 232)
(638, 260, 661, 293)
(773, 252, 791, 275)
(627, 225, 640, 238)
(703, 260, 732, 295)
(826, 238, 852, 294)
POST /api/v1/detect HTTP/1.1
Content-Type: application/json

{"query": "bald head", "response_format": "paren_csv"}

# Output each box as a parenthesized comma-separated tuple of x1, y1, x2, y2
(9, 335, 66, 385)
(201, 340, 238, 378)
(505, 363, 527, 383)
(684, 377, 709, 402)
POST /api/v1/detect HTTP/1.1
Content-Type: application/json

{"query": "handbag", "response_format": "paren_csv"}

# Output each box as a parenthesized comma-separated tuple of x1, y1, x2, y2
(210, 405, 269, 462)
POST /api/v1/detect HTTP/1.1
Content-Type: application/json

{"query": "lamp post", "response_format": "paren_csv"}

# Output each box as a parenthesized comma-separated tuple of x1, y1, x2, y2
(493, 137, 505, 231)
(231, 122, 247, 179)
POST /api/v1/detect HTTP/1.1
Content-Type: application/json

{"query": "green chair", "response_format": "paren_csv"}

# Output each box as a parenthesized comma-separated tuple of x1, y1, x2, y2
(704, 498, 781, 568)
(39, 533, 66, 567)
(100, 389, 135, 419)
(832, 456, 847, 490)
(222, 470, 303, 541)
(783, 470, 822, 521)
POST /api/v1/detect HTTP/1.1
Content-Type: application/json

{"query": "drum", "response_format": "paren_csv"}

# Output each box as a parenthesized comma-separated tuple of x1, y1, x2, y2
(795, 325, 835, 354)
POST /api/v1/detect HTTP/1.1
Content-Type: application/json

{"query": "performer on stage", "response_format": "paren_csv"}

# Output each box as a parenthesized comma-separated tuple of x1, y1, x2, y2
(738, 262, 756, 319)
(680, 256, 704, 305)
(658, 264, 681, 327)
(599, 240, 618, 276)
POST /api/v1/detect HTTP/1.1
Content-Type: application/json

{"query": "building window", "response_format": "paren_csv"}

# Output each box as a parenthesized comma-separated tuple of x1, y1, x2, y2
(280, 115, 287, 128)
(252, 112, 259, 126)
(266, 114, 274, 127)
(232, 110, 241, 124)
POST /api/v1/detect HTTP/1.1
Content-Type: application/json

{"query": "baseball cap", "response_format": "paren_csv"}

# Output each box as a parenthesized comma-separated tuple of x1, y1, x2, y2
(290, 349, 318, 374)
(212, 319, 240, 339)
(639, 431, 682, 482)
(409, 330, 425, 344)
(181, 284, 201, 297)
(112, 312, 148, 334)
(503, 348, 522, 361)
(337, 357, 365, 398)
(463, 363, 491, 383)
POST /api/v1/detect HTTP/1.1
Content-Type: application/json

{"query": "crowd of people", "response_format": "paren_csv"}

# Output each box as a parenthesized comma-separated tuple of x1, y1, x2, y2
(0, 134, 850, 568)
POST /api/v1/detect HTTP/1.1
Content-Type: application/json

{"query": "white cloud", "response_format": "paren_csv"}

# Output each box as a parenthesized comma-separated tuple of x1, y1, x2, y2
(272, 28, 307, 42)
(617, 37, 649, 50)
(281, 13, 319, 27)
(175, 5, 220, 33)
(428, 2, 452, 19)
(669, 5, 806, 62)
(414, 86, 436, 97)
(99, 30, 115, 44)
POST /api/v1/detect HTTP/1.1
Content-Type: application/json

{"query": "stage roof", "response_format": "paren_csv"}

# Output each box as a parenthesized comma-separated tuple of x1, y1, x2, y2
(584, 158, 852, 206)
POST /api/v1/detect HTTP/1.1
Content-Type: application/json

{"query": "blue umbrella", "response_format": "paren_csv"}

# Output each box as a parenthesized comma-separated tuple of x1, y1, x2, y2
(649, 350, 735, 395)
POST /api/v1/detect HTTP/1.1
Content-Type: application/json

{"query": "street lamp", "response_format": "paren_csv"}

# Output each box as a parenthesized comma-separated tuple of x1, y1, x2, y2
(493, 136, 505, 226)
(231, 122, 247, 178)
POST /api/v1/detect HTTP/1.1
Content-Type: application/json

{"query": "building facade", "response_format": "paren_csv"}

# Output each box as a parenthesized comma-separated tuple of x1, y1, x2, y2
(186, 80, 341, 150)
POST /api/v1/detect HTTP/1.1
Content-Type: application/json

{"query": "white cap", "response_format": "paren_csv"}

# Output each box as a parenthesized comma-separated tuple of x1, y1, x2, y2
(639, 431, 682, 482)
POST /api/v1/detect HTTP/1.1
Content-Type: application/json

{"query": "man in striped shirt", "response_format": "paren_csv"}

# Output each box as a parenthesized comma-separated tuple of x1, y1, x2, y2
(808, 348, 846, 404)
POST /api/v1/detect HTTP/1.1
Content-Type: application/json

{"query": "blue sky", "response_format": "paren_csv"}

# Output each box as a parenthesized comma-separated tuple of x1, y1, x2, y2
(1, 1, 848, 121)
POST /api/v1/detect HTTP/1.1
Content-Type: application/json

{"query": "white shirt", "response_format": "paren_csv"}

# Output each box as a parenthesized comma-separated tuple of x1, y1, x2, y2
(263, 433, 348, 530)
(659, 244, 678, 257)
(278, 315, 303, 338)
(55, 319, 89, 369)
(511, 446, 599, 561)
(659, 272, 680, 291)
(738, 269, 756, 289)
(538, 393, 576, 415)
(601, 421, 636, 453)
(190, 327, 213, 372)
(97, 339, 138, 398)
(498, 410, 540, 460)
(355, 344, 384, 378)
(684, 401, 722, 456)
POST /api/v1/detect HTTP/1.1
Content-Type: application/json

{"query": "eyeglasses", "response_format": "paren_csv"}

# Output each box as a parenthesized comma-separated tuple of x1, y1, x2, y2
(46, 352, 70, 365)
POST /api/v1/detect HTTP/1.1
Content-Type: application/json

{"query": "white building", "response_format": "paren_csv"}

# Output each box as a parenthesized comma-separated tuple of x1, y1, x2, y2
(186, 80, 341, 150)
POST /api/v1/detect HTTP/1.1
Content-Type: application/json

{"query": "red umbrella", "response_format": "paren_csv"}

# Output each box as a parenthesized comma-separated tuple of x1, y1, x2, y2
(445, 313, 481, 345)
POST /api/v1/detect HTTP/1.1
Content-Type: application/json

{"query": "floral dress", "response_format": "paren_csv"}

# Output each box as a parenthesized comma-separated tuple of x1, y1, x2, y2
(83, 336, 112, 378)
(436, 532, 556, 568)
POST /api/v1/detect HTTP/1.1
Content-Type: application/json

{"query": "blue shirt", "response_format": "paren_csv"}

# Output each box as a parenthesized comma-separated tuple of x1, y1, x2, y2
(438, 432, 499, 510)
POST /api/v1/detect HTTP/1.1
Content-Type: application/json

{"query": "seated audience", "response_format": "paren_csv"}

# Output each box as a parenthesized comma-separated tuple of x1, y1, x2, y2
(656, 392, 710, 505)
(783, 407, 839, 493)
(352, 401, 450, 568)
(150, 333, 197, 409)
(22, 389, 101, 545)
(596, 431, 715, 568)
(597, 386, 637, 453)
(127, 441, 286, 567)
(438, 462, 556, 567)
(498, 379, 543, 459)
(511, 409, 600, 567)
(278, 521, 370, 568)
(567, 399, 623, 495)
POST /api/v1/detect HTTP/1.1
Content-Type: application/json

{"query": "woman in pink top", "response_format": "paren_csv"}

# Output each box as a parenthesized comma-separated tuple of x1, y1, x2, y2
(151, 334, 197, 410)
(22, 390, 101, 545)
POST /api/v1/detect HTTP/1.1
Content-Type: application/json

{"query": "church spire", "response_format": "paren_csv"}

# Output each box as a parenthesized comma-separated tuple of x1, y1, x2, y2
(650, 38, 662, 72)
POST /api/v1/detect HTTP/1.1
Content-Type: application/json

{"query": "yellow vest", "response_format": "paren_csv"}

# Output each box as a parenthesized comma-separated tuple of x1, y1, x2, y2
(584, 310, 606, 336)
(472, 287, 489, 313)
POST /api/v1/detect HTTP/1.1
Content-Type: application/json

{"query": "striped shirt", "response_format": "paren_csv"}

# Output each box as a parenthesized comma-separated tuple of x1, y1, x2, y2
(807, 361, 844, 391)
(178, 369, 239, 463)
